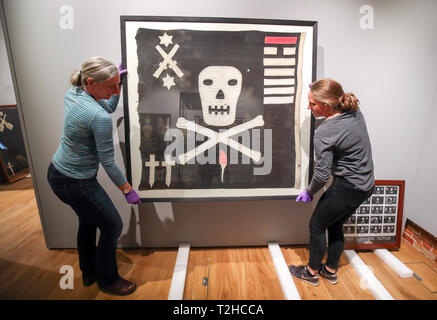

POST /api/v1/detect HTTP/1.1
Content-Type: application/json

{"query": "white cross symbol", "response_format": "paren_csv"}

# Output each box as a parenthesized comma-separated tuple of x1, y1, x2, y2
(153, 44, 184, 79)
(163, 156, 175, 187)
(175, 115, 264, 165)
(145, 154, 160, 187)
(7, 162, 15, 176)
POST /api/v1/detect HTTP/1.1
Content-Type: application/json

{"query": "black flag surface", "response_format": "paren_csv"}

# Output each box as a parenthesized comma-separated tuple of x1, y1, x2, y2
(134, 27, 304, 191)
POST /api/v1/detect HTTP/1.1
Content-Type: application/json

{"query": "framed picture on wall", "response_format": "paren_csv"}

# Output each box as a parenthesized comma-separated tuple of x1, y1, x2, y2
(343, 180, 405, 250)
(121, 16, 317, 201)
(0, 105, 29, 183)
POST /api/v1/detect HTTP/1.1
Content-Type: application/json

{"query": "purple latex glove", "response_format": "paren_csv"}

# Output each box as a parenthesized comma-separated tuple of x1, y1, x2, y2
(296, 189, 313, 202)
(125, 189, 141, 205)
(118, 62, 127, 77)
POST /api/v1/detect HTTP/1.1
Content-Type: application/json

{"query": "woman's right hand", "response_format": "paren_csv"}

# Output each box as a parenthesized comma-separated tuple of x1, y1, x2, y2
(125, 189, 141, 205)
(118, 63, 127, 77)
(296, 189, 313, 202)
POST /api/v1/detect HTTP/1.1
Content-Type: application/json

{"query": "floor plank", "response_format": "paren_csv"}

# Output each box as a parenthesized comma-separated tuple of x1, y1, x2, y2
(358, 250, 437, 300)
(404, 262, 437, 293)
(185, 247, 284, 300)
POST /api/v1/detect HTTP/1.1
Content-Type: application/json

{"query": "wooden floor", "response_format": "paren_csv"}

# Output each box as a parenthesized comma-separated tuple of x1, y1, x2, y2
(0, 178, 436, 300)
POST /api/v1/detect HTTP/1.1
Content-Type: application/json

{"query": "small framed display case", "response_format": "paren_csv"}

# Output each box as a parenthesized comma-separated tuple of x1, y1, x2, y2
(0, 105, 30, 183)
(343, 180, 405, 250)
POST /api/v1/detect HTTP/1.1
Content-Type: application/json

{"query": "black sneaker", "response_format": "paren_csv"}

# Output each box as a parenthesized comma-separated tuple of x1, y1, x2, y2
(319, 264, 338, 284)
(289, 265, 319, 287)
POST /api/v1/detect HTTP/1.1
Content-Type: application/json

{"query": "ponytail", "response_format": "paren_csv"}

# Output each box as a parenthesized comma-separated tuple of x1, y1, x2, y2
(70, 70, 83, 87)
(338, 92, 359, 112)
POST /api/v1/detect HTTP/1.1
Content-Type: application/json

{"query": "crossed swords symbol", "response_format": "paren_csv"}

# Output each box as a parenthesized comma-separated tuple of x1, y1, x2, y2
(175, 115, 265, 165)
(153, 44, 184, 79)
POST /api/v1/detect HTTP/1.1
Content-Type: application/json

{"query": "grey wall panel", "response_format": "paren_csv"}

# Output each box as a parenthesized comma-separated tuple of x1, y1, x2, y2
(2, 0, 437, 249)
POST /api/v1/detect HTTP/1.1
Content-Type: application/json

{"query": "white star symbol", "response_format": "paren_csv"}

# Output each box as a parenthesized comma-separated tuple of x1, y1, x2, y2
(162, 74, 175, 90)
(159, 32, 173, 47)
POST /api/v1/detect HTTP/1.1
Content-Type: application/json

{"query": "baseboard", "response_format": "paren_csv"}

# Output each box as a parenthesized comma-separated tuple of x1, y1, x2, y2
(402, 219, 437, 263)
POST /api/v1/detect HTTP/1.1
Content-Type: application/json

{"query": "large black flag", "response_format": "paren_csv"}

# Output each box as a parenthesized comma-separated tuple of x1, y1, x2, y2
(135, 28, 302, 190)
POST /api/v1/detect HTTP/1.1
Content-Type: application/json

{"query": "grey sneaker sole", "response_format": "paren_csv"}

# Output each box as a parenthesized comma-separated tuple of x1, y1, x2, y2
(321, 275, 338, 285)
(320, 268, 338, 284)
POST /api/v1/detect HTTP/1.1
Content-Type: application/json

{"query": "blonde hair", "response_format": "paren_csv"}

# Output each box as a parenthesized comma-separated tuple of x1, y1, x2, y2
(70, 56, 118, 87)
(310, 78, 359, 112)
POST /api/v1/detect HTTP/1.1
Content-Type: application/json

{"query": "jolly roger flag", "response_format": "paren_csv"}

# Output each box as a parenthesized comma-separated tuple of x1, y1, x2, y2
(135, 28, 303, 190)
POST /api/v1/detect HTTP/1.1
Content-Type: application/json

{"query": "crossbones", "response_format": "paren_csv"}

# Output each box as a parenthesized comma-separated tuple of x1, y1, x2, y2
(153, 44, 184, 79)
(176, 115, 264, 165)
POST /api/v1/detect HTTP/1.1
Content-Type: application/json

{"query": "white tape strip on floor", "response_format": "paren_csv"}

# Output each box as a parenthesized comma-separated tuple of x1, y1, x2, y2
(344, 250, 394, 300)
(168, 243, 190, 300)
(268, 242, 301, 300)
(374, 249, 414, 278)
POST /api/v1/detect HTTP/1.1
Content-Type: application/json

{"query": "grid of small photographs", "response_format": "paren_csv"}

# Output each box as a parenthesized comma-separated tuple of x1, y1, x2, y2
(344, 185, 399, 238)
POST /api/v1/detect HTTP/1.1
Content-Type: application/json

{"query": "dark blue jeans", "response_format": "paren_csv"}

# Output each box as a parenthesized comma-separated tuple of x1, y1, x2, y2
(308, 176, 374, 271)
(47, 162, 122, 286)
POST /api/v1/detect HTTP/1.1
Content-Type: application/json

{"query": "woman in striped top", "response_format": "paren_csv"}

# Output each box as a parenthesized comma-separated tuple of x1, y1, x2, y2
(47, 57, 140, 296)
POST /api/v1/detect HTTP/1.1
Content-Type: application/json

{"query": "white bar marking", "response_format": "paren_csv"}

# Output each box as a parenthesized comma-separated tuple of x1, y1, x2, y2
(168, 243, 190, 300)
(264, 47, 277, 55)
(283, 47, 296, 55)
(374, 249, 414, 278)
(263, 58, 296, 66)
(264, 96, 294, 104)
(264, 78, 295, 86)
(344, 250, 394, 300)
(268, 242, 301, 300)
(264, 86, 295, 95)
(264, 68, 295, 76)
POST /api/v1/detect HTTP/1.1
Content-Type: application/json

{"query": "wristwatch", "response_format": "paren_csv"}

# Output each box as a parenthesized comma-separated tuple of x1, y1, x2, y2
(123, 187, 132, 195)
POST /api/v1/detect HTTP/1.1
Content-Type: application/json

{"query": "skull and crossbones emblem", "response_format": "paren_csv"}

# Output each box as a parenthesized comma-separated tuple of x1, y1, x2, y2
(176, 66, 264, 165)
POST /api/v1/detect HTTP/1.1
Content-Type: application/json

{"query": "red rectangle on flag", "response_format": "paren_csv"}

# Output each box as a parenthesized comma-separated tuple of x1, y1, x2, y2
(264, 36, 297, 44)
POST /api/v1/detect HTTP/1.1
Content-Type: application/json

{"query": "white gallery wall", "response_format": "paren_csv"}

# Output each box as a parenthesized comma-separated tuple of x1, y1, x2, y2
(0, 21, 15, 105)
(1, 0, 436, 248)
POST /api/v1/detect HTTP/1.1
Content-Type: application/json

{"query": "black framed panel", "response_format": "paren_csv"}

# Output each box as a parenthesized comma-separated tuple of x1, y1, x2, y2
(121, 16, 317, 201)
(344, 180, 405, 250)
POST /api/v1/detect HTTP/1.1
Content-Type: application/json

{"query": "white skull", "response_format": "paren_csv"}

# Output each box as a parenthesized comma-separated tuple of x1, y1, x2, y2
(198, 66, 242, 126)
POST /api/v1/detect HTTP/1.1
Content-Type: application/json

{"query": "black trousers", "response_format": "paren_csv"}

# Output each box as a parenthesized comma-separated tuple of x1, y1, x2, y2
(308, 176, 374, 271)
(47, 163, 122, 286)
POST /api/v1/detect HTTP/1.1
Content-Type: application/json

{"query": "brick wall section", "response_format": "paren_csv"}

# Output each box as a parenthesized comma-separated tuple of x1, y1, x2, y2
(402, 219, 437, 263)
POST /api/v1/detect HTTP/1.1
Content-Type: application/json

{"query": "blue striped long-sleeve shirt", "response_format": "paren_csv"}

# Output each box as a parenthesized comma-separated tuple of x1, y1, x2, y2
(52, 87, 127, 187)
